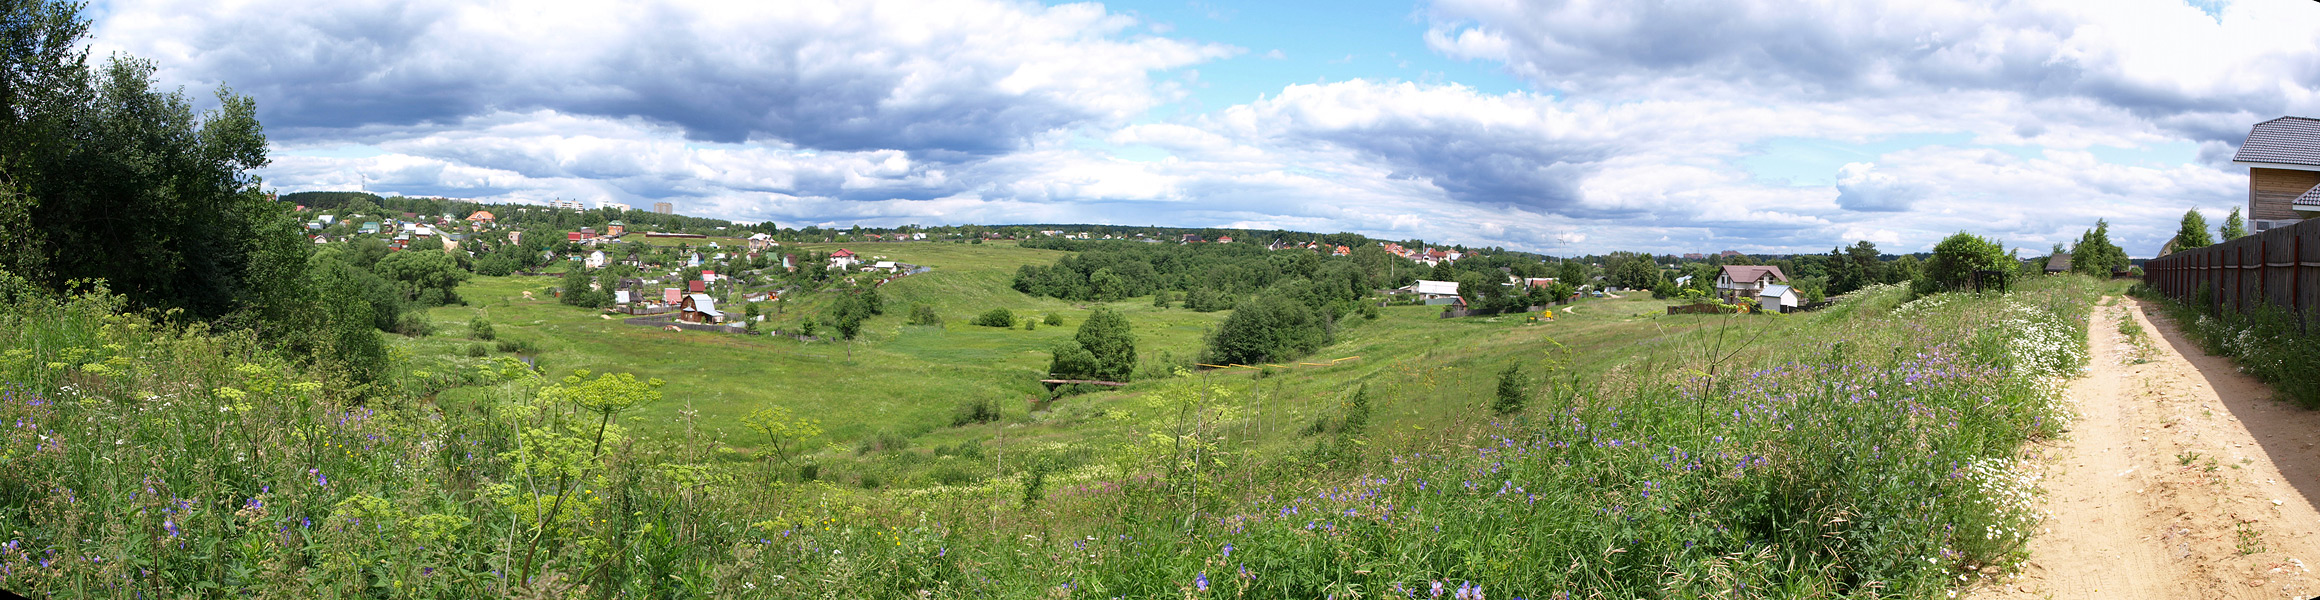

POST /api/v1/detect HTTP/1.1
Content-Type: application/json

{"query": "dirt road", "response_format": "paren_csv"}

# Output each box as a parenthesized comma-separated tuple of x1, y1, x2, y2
(1973, 296, 2320, 599)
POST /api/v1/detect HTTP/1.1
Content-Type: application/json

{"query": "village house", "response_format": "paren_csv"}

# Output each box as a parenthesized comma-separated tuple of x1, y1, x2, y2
(464, 210, 495, 226)
(2045, 252, 2072, 274)
(586, 250, 607, 269)
(1394, 280, 1464, 305)
(1715, 265, 1789, 298)
(748, 232, 775, 250)
(829, 249, 860, 269)
(678, 293, 723, 324)
(2231, 116, 2320, 232)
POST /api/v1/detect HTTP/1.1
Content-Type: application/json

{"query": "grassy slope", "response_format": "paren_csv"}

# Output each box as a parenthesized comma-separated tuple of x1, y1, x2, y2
(404, 239, 1775, 487)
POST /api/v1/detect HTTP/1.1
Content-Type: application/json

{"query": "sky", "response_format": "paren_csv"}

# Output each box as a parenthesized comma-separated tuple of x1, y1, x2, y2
(80, 0, 2320, 256)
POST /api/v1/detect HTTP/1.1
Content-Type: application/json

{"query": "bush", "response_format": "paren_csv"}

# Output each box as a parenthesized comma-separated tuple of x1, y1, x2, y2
(465, 344, 488, 358)
(907, 303, 942, 326)
(495, 339, 522, 353)
(1492, 363, 1529, 415)
(1043, 313, 1063, 326)
(469, 316, 495, 340)
(973, 308, 1015, 328)
(1024, 319, 1036, 331)
(951, 397, 1003, 426)
(855, 430, 911, 455)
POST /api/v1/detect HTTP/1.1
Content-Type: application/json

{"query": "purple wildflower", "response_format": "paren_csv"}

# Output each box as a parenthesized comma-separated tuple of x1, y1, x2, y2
(1195, 571, 1209, 592)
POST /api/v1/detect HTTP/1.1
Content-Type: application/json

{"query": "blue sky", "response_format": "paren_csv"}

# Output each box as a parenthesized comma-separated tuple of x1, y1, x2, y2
(82, 0, 2320, 256)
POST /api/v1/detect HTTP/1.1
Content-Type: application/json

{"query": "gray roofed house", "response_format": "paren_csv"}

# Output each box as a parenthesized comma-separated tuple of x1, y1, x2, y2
(2230, 116, 2320, 231)
(2045, 252, 2071, 273)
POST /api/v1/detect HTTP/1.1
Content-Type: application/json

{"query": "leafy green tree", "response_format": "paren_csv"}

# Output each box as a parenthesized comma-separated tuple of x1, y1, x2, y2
(1609, 256, 1663, 290)
(1915, 232, 2013, 295)
(2071, 219, 2128, 277)
(305, 259, 389, 383)
(1070, 307, 1137, 381)
(1203, 294, 1329, 365)
(1555, 260, 1590, 286)
(2175, 209, 2214, 250)
(374, 249, 470, 306)
(2221, 207, 2249, 241)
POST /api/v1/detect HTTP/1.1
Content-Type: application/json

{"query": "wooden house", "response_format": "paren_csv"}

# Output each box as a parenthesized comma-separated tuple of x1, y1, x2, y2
(1715, 265, 1788, 298)
(2231, 116, 2320, 232)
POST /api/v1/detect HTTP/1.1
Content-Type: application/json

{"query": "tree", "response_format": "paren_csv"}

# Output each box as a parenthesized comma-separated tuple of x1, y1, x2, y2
(1071, 307, 1137, 381)
(1915, 232, 2013, 295)
(2071, 219, 2128, 277)
(2221, 207, 2249, 241)
(375, 249, 470, 306)
(2175, 209, 2214, 250)
(1609, 256, 1663, 290)
(1493, 363, 1529, 415)
(1555, 260, 1590, 287)
(1203, 294, 1329, 365)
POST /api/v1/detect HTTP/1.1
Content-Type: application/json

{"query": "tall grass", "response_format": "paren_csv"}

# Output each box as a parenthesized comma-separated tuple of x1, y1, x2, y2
(0, 276, 2097, 598)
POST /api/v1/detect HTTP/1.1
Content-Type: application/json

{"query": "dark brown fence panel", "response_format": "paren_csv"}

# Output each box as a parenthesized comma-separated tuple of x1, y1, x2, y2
(2144, 217, 2320, 317)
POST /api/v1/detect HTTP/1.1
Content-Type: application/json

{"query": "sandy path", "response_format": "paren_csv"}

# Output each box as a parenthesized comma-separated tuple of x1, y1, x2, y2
(1973, 296, 2320, 599)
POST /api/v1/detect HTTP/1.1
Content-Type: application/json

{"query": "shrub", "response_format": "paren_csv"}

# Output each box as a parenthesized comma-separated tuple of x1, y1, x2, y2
(1043, 313, 1063, 326)
(495, 339, 522, 353)
(1492, 363, 1529, 415)
(907, 303, 942, 326)
(855, 430, 911, 455)
(1024, 319, 1035, 331)
(465, 343, 488, 358)
(973, 308, 1015, 328)
(951, 397, 1003, 426)
(469, 316, 495, 340)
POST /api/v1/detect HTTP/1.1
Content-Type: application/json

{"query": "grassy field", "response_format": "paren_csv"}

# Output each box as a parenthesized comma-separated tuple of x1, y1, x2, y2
(397, 240, 1722, 484)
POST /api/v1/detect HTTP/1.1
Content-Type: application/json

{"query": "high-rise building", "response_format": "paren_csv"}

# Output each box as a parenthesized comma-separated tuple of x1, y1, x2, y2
(653, 202, 674, 214)
(549, 199, 586, 211)
(600, 201, 632, 212)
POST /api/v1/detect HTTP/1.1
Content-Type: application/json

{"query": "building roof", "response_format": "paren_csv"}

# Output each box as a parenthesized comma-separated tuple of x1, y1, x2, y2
(2046, 252, 2072, 272)
(1412, 280, 1460, 295)
(1719, 265, 1789, 284)
(2298, 183, 2320, 207)
(465, 210, 495, 221)
(1758, 284, 1793, 297)
(2233, 117, 2320, 168)
(831, 249, 855, 257)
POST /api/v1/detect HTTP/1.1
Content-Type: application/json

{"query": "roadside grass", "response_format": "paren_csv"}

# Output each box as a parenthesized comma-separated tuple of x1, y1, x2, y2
(2133, 283, 2320, 407)
(0, 251, 2102, 598)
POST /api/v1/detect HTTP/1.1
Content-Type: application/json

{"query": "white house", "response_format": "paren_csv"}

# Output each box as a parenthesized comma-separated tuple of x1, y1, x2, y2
(1715, 265, 1789, 298)
(829, 249, 860, 269)
(585, 250, 607, 269)
(1757, 284, 1800, 313)
(1396, 279, 1464, 305)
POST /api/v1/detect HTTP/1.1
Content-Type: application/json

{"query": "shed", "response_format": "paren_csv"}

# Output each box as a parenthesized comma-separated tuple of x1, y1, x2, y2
(1757, 284, 1799, 313)
(2045, 252, 2071, 274)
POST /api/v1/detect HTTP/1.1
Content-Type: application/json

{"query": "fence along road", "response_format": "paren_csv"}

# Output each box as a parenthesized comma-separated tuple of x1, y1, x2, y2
(2142, 217, 2320, 317)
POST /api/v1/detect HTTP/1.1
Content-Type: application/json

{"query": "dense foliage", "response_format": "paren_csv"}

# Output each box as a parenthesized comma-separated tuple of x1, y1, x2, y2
(2069, 219, 2128, 277)
(2174, 209, 2215, 250)
(1048, 307, 1135, 381)
(1914, 231, 2017, 296)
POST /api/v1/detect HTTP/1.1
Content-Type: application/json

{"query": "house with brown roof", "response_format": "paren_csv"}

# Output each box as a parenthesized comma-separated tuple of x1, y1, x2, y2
(2232, 116, 2320, 232)
(1715, 265, 1788, 298)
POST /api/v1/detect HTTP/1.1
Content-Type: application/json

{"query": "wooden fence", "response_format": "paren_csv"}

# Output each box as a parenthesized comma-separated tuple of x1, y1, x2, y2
(2142, 217, 2320, 316)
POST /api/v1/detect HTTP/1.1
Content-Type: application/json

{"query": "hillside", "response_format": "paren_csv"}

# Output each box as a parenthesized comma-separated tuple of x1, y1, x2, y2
(0, 233, 2126, 598)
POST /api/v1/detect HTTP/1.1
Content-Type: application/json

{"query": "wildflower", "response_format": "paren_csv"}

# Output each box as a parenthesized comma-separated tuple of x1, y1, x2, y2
(1222, 543, 1232, 558)
(1431, 580, 1444, 597)
(1195, 571, 1209, 592)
